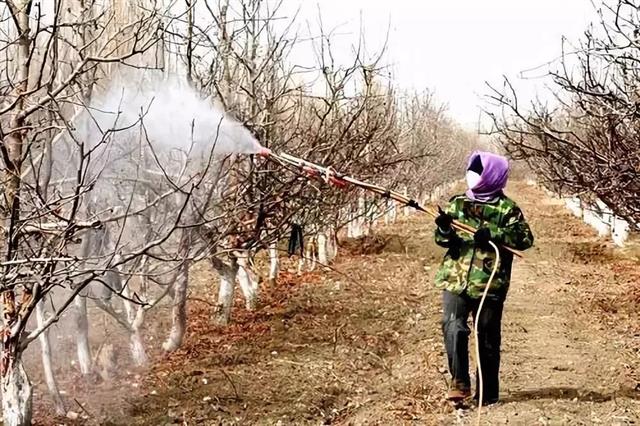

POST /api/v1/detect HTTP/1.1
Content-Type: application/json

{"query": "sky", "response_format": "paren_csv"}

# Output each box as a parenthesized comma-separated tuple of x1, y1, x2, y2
(284, 0, 596, 130)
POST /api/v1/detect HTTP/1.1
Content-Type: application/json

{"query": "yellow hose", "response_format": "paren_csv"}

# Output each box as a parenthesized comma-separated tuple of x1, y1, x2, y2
(473, 240, 501, 425)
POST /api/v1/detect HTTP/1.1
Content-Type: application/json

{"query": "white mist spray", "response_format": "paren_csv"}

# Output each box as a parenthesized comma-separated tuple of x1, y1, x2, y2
(79, 73, 264, 159)
(46, 72, 268, 376)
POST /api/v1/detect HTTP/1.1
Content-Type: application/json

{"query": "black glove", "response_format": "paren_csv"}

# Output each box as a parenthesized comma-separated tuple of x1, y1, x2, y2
(435, 207, 454, 232)
(473, 227, 492, 248)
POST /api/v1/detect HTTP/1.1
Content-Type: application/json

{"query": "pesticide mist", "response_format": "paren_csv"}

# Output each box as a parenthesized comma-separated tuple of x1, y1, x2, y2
(42, 72, 267, 379)
(50, 72, 265, 279)
(84, 74, 264, 157)
(54, 73, 264, 197)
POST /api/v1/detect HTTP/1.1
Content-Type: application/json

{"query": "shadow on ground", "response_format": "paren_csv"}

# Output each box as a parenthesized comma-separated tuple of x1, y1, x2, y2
(503, 386, 640, 404)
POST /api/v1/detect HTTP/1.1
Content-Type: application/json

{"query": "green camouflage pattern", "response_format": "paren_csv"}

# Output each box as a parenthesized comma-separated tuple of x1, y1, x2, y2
(434, 193, 534, 298)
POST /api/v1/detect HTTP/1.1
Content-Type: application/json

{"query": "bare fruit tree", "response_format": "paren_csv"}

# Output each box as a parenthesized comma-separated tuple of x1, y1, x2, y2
(487, 0, 640, 226)
(0, 1, 216, 424)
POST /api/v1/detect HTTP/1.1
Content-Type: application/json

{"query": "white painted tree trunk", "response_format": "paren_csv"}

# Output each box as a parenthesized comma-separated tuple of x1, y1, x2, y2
(348, 201, 365, 238)
(584, 206, 611, 237)
(364, 207, 374, 236)
(353, 221, 364, 238)
(306, 237, 317, 271)
(317, 231, 328, 265)
(347, 205, 355, 238)
(120, 293, 148, 365)
(384, 202, 390, 220)
(421, 194, 430, 210)
(596, 199, 613, 229)
(121, 283, 135, 326)
(359, 196, 369, 236)
(36, 301, 65, 415)
(564, 197, 583, 218)
(236, 252, 258, 310)
(268, 242, 279, 284)
(327, 227, 338, 262)
(162, 258, 189, 352)
(403, 187, 411, 217)
(129, 326, 148, 366)
(74, 295, 92, 375)
(384, 199, 395, 225)
(124, 293, 148, 366)
(215, 259, 239, 325)
(612, 216, 630, 247)
(1, 357, 32, 426)
(104, 259, 149, 365)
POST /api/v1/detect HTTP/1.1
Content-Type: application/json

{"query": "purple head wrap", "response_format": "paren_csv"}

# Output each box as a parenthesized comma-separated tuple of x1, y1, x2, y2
(465, 151, 510, 202)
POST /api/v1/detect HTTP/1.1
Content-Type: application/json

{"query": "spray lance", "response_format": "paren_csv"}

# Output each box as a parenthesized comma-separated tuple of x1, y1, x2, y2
(257, 147, 523, 258)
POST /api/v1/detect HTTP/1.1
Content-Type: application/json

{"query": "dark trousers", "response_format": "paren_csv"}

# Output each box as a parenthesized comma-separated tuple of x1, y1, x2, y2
(441, 290, 505, 402)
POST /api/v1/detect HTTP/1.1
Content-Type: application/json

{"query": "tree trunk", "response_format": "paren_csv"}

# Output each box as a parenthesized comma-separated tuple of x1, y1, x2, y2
(347, 197, 367, 238)
(363, 196, 373, 236)
(36, 301, 65, 415)
(268, 242, 279, 284)
(215, 259, 238, 325)
(130, 329, 148, 366)
(385, 199, 397, 225)
(612, 216, 630, 247)
(124, 305, 148, 366)
(163, 228, 192, 352)
(74, 295, 92, 375)
(162, 258, 189, 352)
(317, 231, 328, 265)
(236, 252, 257, 310)
(350, 220, 363, 239)
(1, 355, 32, 426)
(327, 227, 338, 262)
(305, 237, 316, 271)
(121, 274, 149, 365)
(128, 303, 148, 366)
(2, 7, 30, 421)
(128, 315, 148, 366)
(347, 208, 355, 239)
(403, 187, 411, 217)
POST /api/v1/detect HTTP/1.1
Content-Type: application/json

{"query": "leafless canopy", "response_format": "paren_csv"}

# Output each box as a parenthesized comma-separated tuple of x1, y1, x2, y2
(487, 0, 640, 224)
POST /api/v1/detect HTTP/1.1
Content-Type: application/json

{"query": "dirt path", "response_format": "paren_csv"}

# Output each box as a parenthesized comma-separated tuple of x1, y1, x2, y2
(107, 182, 639, 425)
(468, 186, 640, 425)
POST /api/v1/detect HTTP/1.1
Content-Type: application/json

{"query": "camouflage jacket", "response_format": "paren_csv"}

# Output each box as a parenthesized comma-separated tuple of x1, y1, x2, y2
(434, 193, 534, 298)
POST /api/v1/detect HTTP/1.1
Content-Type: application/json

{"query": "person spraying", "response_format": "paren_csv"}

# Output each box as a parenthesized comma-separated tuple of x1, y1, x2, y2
(434, 151, 534, 405)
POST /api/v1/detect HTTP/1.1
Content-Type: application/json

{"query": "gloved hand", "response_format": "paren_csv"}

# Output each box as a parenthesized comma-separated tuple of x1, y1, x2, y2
(435, 207, 454, 232)
(473, 227, 492, 248)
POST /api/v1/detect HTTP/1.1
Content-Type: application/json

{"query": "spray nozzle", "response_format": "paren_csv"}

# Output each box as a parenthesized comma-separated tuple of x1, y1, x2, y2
(258, 147, 272, 157)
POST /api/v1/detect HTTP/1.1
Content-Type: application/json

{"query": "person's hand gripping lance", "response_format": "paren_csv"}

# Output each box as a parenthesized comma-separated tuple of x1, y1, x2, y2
(435, 206, 454, 233)
(473, 227, 492, 250)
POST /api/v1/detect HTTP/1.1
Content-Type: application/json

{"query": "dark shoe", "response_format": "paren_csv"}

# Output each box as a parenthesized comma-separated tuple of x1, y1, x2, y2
(447, 387, 471, 402)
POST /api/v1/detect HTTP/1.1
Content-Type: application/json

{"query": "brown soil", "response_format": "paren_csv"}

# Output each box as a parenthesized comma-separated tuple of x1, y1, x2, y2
(341, 234, 407, 255)
(34, 182, 640, 425)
